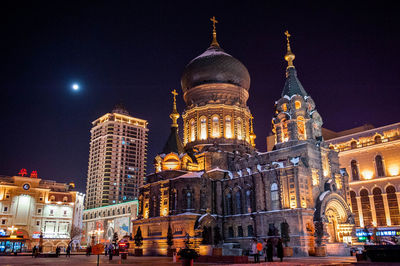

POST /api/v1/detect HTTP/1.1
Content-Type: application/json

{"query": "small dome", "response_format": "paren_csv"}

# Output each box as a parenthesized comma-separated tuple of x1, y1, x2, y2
(181, 45, 250, 93)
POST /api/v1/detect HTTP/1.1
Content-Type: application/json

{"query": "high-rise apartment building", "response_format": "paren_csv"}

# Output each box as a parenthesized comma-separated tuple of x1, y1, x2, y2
(85, 104, 148, 209)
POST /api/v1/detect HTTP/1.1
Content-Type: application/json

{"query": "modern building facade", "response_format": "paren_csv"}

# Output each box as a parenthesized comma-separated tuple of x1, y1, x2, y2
(326, 123, 400, 241)
(85, 104, 148, 209)
(0, 174, 84, 253)
(132, 22, 353, 256)
(82, 200, 138, 246)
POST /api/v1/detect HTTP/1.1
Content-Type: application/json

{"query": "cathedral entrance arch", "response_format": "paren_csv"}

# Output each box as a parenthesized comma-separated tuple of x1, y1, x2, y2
(314, 192, 354, 243)
(196, 214, 217, 245)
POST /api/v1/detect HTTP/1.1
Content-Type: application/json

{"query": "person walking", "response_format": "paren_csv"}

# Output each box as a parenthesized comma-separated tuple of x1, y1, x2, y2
(266, 238, 273, 262)
(263, 239, 268, 262)
(66, 245, 71, 257)
(56, 246, 60, 257)
(108, 244, 114, 261)
(32, 246, 37, 258)
(251, 238, 259, 263)
(277, 239, 284, 262)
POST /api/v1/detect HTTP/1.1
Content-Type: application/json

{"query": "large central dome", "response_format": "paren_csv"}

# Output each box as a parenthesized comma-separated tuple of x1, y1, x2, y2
(181, 45, 251, 93)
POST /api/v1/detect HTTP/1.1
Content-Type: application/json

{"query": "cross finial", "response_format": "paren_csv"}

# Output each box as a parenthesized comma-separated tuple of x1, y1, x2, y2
(284, 30, 295, 68)
(171, 89, 178, 103)
(169, 89, 180, 128)
(210, 16, 220, 47)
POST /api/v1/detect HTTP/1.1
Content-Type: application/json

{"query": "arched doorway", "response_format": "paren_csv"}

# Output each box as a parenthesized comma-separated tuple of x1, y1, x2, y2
(324, 199, 348, 243)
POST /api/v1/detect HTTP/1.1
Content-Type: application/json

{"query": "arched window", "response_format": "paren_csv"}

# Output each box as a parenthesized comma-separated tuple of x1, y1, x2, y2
(360, 189, 372, 226)
(212, 115, 219, 138)
(386, 186, 400, 225)
(373, 188, 386, 226)
(271, 183, 279, 210)
(50, 195, 55, 202)
(236, 118, 242, 140)
(200, 117, 207, 140)
(351, 141, 357, 149)
(225, 191, 233, 215)
(108, 210, 110, 216)
(374, 135, 382, 144)
(375, 155, 385, 177)
(190, 119, 195, 141)
(295, 100, 301, 109)
(297, 116, 306, 140)
(122, 208, 125, 214)
(351, 160, 360, 181)
(200, 190, 207, 210)
(281, 119, 289, 142)
(282, 103, 288, 112)
(112, 209, 115, 215)
(63, 196, 68, 202)
(350, 191, 360, 226)
(245, 190, 252, 213)
(225, 116, 232, 138)
(186, 191, 192, 210)
(235, 190, 242, 214)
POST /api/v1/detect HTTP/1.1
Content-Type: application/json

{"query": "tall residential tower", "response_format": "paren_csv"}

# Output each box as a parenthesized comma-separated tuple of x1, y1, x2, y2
(85, 104, 148, 209)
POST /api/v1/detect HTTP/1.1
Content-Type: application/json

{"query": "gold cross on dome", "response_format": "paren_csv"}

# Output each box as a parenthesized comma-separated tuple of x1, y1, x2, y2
(284, 30, 291, 43)
(210, 16, 218, 31)
(171, 89, 178, 102)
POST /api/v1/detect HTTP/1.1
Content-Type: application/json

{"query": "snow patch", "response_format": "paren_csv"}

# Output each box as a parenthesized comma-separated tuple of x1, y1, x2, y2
(290, 157, 300, 166)
(272, 161, 284, 168)
(319, 191, 330, 201)
(246, 167, 251, 175)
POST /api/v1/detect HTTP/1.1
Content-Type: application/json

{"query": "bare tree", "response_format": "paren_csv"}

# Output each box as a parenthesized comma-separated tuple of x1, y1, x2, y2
(68, 226, 83, 246)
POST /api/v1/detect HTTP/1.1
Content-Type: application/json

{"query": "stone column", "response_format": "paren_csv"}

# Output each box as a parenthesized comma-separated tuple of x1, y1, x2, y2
(382, 193, 392, 226)
(356, 196, 364, 227)
(216, 181, 223, 215)
(396, 192, 400, 216)
(368, 195, 377, 226)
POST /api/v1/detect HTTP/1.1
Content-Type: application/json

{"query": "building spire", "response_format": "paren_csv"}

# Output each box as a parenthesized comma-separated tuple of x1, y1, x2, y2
(249, 115, 256, 147)
(210, 16, 220, 47)
(169, 89, 180, 128)
(284, 30, 295, 68)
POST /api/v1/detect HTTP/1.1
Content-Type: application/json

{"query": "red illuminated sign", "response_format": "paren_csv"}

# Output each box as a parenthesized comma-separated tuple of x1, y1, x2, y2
(30, 171, 38, 178)
(18, 169, 27, 177)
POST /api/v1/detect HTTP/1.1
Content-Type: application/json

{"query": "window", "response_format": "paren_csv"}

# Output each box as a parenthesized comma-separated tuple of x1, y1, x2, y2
(238, 226, 243, 237)
(200, 117, 207, 140)
(247, 225, 254, 237)
(350, 141, 357, 149)
(225, 116, 232, 138)
(245, 190, 252, 213)
(350, 191, 359, 226)
(186, 191, 192, 209)
(6, 194, 10, 199)
(360, 189, 372, 227)
(375, 155, 385, 177)
(271, 183, 279, 210)
(373, 188, 386, 226)
(190, 119, 195, 141)
(228, 227, 234, 238)
(50, 196, 55, 202)
(386, 186, 400, 225)
(36, 221, 40, 226)
(281, 119, 289, 142)
(63, 210, 67, 216)
(63, 196, 68, 202)
(3, 207, 8, 212)
(236, 118, 242, 140)
(235, 191, 242, 214)
(374, 135, 382, 144)
(212, 115, 219, 138)
(282, 103, 288, 112)
(1, 220, 5, 225)
(225, 191, 233, 215)
(295, 100, 301, 109)
(351, 160, 360, 181)
(297, 116, 306, 140)
(50, 209, 54, 216)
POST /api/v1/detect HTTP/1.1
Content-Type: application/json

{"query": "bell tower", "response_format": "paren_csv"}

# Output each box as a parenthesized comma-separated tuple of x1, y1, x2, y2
(272, 31, 323, 149)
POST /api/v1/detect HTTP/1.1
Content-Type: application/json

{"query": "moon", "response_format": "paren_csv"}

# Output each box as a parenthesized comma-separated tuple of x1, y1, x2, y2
(72, 83, 79, 91)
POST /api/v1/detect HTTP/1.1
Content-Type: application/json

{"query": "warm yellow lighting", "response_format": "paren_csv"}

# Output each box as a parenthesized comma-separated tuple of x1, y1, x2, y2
(144, 210, 149, 219)
(10, 235, 17, 239)
(162, 208, 168, 216)
(372, 221, 377, 227)
(282, 103, 287, 112)
(312, 169, 319, 186)
(388, 165, 399, 176)
(295, 100, 301, 109)
(362, 170, 374, 180)
(200, 117, 207, 140)
(387, 219, 391, 226)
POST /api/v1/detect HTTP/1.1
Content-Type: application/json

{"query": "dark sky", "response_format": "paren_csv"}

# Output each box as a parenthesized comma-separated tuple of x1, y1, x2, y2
(2, 1, 400, 193)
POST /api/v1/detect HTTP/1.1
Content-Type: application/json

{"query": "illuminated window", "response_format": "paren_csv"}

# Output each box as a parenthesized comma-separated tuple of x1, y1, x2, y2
(271, 183, 279, 210)
(190, 119, 195, 141)
(225, 116, 232, 138)
(360, 189, 372, 226)
(386, 186, 400, 225)
(245, 190, 252, 213)
(236, 118, 242, 140)
(212, 115, 220, 138)
(281, 120, 289, 142)
(63, 196, 68, 202)
(282, 103, 288, 112)
(295, 101, 301, 109)
(374, 135, 382, 144)
(350, 191, 360, 226)
(200, 117, 207, 140)
(297, 116, 306, 140)
(375, 155, 385, 177)
(373, 188, 386, 226)
(350, 141, 357, 149)
(351, 160, 359, 181)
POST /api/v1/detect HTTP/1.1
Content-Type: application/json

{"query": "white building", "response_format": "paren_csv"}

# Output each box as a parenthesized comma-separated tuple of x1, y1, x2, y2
(0, 175, 85, 253)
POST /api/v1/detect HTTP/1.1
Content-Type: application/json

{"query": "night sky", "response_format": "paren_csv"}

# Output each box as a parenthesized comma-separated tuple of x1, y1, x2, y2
(2, 1, 400, 193)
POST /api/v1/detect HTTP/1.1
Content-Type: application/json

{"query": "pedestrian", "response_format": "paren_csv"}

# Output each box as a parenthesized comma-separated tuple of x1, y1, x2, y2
(266, 238, 273, 262)
(108, 244, 114, 261)
(277, 239, 284, 262)
(104, 245, 108, 256)
(251, 238, 259, 263)
(66, 245, 71, 257)
(263, 239, 268, 262)
(32, 246, 37, 258)
(56, 246, 60, 257)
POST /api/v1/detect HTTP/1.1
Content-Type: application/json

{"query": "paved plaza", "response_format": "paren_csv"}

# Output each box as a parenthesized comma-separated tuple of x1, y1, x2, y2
(0, 254, 363, 266)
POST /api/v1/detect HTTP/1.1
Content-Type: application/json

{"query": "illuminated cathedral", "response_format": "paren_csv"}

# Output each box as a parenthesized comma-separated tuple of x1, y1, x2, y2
(132, 18, 354, 256)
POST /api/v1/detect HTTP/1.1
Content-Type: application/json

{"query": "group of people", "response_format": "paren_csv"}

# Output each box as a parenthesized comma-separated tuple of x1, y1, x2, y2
(55, 245, 71, 257)
(251, 238, 284, 263)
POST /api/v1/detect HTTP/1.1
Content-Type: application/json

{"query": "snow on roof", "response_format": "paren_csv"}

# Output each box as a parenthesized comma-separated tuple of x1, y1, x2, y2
(207, 167, 228, 173)
(246, 167, 251, 175)
(319, 191, 330, 201)
(176, 212, 201, 216)
(228, 171, 233, 179)
(171, 171, 204, 180)
(272, 161, 284, 168)
(192, 48, 230, 61)
(290, 157, 300, 166)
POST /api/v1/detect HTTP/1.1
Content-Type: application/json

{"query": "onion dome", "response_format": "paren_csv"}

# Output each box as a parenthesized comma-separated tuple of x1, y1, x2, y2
(181, 17, 250, 92)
